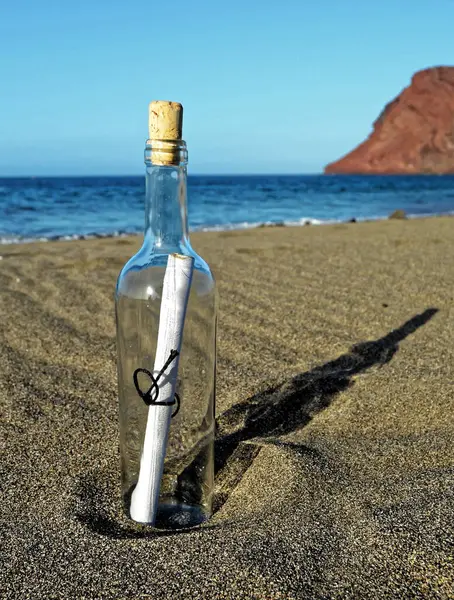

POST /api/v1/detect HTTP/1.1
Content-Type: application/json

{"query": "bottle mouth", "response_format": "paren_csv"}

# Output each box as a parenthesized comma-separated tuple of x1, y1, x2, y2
(145, 140, 188, 167)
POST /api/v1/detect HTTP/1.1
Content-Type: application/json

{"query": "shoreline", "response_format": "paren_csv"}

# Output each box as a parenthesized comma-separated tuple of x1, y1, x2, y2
(1, 209, 453, 246)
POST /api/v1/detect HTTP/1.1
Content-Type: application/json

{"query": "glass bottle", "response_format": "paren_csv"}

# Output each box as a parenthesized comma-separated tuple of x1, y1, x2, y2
(115, 101, 216, 529)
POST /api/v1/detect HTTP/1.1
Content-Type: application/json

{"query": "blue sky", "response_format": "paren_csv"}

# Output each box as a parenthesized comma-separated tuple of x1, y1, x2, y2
(1, 0, 453, 175)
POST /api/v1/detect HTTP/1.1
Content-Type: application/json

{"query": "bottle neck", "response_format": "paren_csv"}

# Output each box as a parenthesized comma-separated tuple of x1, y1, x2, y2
(144, 140, 190, 252)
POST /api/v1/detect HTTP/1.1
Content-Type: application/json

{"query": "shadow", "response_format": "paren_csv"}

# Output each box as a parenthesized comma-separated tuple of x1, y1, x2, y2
(213, 308, 438, 509)
(73, 472, 219, 540)
(74, 308, 438, 536)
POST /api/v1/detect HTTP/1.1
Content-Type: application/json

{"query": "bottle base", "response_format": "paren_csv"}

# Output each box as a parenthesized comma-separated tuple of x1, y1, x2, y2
(124, 489, 210, 530)
(154, 498, 210, 529)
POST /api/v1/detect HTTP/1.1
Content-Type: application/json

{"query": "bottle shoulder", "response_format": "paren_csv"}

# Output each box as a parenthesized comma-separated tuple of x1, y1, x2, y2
(116, 242, 215, 300)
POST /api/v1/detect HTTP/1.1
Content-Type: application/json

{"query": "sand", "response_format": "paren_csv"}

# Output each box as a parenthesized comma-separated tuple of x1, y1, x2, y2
(1, 217, 453, 599)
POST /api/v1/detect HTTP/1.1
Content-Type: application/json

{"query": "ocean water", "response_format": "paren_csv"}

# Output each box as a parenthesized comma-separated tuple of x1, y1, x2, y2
(0, 175, 453, 243)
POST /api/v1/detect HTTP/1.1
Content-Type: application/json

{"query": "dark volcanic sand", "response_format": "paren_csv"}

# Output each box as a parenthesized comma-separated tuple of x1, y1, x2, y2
(1, 217, 453, 599)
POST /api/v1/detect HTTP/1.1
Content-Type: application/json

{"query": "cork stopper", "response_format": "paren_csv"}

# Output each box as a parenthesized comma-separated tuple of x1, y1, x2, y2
(148, 101, 183, 141)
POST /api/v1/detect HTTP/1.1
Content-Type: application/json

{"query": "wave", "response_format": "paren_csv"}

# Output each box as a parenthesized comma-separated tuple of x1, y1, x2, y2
(0, 230, 139, 245)
(0, 211, 452, 245)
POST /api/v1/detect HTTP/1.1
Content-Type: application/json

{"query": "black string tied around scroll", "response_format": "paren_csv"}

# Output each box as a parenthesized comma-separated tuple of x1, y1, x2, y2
(133, 350, 180, 418)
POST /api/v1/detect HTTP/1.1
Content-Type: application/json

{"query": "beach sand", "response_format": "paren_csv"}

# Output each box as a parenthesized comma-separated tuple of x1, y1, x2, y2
(1, 217, 453, 599)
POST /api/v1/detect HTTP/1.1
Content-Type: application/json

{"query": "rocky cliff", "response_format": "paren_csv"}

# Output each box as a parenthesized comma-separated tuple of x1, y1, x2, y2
(325, 66, 454, 174)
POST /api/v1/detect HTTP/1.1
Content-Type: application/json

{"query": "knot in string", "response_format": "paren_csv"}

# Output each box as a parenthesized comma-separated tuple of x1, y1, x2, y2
(133, 349, 180, 418)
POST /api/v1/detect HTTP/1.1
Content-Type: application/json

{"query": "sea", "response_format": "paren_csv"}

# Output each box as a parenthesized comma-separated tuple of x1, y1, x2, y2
(1, 174, 454, 244)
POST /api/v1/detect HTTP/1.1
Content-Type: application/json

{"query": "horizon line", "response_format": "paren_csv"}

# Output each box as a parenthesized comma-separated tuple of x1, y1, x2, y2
(0, 172, 325, 179)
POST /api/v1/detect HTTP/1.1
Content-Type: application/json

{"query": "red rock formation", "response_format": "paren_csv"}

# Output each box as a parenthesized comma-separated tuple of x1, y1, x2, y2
(325, 66, 454, 174)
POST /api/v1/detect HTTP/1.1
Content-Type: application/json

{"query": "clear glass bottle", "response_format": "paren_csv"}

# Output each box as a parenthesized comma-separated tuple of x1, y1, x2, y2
(115, 101, 216, 529)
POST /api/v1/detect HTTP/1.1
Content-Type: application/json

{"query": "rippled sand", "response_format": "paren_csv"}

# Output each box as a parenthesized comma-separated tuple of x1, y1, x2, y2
(1, 217, 453, 599)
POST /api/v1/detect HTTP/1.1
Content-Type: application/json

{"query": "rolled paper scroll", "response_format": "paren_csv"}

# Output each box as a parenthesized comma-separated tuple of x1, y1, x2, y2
(130, 253, 194, 524)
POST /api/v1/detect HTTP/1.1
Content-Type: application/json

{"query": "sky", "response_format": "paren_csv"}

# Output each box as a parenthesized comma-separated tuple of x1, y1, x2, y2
(1, 0, 453, 176)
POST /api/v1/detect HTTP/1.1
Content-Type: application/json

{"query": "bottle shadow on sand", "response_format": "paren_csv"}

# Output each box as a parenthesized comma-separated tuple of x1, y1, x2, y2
(74, 307, 438, 538)
(213, 307, 439, 511)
